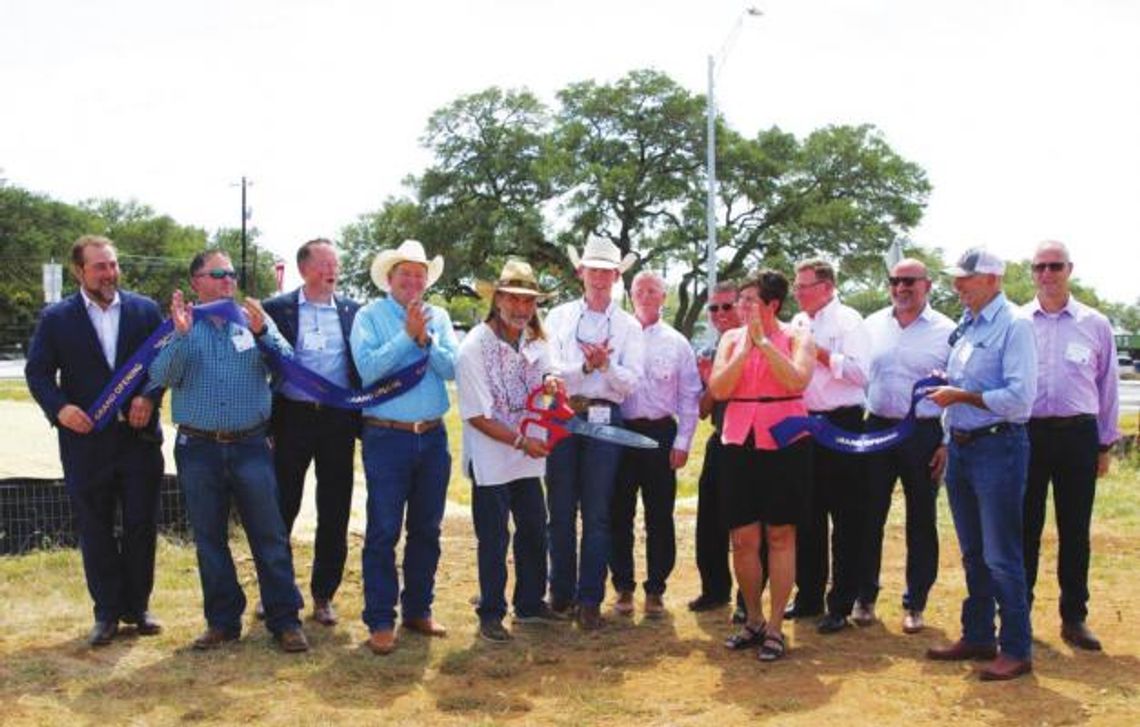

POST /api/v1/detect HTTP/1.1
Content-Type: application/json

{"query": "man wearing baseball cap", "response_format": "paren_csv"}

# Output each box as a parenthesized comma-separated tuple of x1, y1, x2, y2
(925, 247, 1037, 681)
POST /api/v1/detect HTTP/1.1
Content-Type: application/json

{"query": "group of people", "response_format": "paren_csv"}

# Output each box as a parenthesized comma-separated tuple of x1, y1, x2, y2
(25, 233, 1118, 682)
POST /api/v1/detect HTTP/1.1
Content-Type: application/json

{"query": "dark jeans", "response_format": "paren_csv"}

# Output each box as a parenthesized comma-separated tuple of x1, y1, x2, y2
(360, 425, 451, 632)
(859, 416, 942, 612)
(471, 476, 548, 622)
(610, 418, 677, 596)
(174, 432, 303, 635)
(945, 424, 1032, 660)
(793, 405, 866, 617)
(695, 433, 732, 601)
(1025, 417, 1099, 623)
(271, 398, 358, 602)
(545, 403, 623, 608)
(60, 425, 163, 623)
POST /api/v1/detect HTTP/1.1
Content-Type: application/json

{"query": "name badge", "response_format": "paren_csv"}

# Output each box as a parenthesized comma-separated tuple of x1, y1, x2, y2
(1064, 342, 1092, 365)
(587, 405, 611, 425)
(231, 327, 255, 352)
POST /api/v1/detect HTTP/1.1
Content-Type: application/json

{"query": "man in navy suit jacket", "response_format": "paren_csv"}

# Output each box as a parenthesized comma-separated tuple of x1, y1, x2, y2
(263, 238, 361, 627)
(25, 235, 165, 647)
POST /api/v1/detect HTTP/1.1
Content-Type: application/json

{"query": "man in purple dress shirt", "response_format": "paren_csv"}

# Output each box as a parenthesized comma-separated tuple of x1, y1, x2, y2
(1022, 240, 1120, 651)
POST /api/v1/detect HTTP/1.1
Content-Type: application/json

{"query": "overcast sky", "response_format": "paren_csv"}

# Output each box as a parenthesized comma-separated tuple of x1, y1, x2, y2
(2, 0, 1137, 302)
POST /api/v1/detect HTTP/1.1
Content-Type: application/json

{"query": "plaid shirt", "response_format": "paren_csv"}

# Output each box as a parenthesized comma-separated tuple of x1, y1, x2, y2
(149, 313, 292, 431)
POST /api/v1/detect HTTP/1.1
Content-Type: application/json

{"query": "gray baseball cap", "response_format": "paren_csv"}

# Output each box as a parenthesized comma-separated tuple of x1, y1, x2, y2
(946, 247, 1006, 277)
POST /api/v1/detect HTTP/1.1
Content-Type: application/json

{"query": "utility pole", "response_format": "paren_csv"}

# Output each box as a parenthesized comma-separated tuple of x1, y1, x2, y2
(239, 176, 250, 290)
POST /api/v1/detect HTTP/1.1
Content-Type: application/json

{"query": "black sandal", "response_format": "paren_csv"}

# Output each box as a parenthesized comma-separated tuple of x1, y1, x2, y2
(724, 622, 766, 650)
(757, 630, 787, 661)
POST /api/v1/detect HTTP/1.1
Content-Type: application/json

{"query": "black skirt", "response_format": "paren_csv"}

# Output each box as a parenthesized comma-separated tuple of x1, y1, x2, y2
(717, 436, 813, 529)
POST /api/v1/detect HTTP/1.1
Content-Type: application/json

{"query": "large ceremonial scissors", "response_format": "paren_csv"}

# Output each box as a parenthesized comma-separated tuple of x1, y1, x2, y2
(518, 388, 658, 450)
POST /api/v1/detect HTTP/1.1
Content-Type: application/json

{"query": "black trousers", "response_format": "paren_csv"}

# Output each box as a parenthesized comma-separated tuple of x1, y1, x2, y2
(1024, 417, 1099, 623)
(270, 397, 359, 602)
(60, 424, 164, 623)
(611, 418, 678, 596)
(793, 405, 866, 616)
(858, 416, 942, 612)
(694, 432, 732, 601)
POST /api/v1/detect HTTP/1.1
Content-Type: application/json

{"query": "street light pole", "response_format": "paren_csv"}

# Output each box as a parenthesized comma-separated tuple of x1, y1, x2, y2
(706, 6, 762, 297)
(239, 175, 249, 290)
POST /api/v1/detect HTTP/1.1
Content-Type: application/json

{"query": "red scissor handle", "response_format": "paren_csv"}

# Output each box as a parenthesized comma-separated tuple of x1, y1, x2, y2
(519, 387, 576, 448)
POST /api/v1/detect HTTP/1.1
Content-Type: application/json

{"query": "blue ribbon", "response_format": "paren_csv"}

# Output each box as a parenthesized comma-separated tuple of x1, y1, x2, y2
(769, 375, 948, 454)
(86, 299, 427, 431)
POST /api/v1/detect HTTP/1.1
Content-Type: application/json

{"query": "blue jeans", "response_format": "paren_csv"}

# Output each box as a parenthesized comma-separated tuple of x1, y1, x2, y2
(471, 476, 548, 622)
(360, 425, 451, 631)
(174, 433, 302, 635)
(945, 425, 1032, 660)
(545, 404, 623, 607)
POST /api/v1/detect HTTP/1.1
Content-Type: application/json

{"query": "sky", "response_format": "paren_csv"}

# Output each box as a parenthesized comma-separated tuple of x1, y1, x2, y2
(2, 0, 1138, 302)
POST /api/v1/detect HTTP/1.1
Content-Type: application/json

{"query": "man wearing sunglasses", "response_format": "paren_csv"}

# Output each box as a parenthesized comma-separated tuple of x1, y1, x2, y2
(856, 259, 954, 635)
(26, 235, 166, 647)
(262, 239, 361, 629)
(925, 247, 1037, 681)
(149, 249, 309, 653)
(1021, 240, 1119, 652)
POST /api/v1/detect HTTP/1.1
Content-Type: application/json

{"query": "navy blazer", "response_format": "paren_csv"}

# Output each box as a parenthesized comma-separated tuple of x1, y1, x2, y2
(25, 290, 165, 443)
(262, 288, 362, 390)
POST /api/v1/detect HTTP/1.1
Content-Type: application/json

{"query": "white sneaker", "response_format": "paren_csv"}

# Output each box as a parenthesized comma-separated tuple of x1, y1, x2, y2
(902, 610, 925, 634)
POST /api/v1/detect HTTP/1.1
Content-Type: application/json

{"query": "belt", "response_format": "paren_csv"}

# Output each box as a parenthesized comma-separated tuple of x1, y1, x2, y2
(868, 414, 941, 425)
(809, 405, 863, 416)
(624, 416, 673, 429)
(1030, 414, 1096, 429)
(363, 416, 442, 434)
(950, 422, 1019, 446)
(179, 422, 269, 443)
(279, 397, 326, 411)
(567, 396, 619, 414)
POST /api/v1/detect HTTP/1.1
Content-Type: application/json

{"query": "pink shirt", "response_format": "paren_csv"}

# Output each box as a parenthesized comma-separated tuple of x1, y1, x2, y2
(721, 326, 808, 450)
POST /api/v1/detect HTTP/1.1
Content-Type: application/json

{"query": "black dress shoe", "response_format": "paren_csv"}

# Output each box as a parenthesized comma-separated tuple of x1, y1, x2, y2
(123, 612, 163, 636)
(687, 594, 730, 612)
(816, 613, 849, 634)
(88, 621, 118, 647)
(784, 601, 823, 620)
(1061, 621, 1102, 651)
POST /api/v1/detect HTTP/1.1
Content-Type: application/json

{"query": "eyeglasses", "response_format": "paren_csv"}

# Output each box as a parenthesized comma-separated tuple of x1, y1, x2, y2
(1031, 262, 1067, 273)
(195, 268, 238, 280)
(707, 303, 735, 313)
(888, 276, 923, 287)
(575, 310, 612, 345)
(792, 280, 826, 293)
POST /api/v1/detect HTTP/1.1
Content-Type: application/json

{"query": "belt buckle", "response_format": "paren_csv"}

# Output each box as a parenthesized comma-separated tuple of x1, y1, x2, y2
(568, 395, 589, 414)
(216, 430, 237, 444)
(412, 420, 426, 435)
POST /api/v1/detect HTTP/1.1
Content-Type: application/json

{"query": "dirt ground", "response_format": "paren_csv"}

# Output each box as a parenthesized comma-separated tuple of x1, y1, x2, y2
(1, 491, 1138, 726)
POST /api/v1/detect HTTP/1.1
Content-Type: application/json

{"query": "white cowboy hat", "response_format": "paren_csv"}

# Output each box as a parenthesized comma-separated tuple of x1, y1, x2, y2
(566, 238, 638, 273)
(474, 258, 554, 300)
(370, 239, 445, 292)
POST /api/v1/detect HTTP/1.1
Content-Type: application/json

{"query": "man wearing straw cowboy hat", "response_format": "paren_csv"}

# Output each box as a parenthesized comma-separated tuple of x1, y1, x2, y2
(350, 239, 460, 655)
(543, 238, 645, 630)
(456, 259, 566, 642)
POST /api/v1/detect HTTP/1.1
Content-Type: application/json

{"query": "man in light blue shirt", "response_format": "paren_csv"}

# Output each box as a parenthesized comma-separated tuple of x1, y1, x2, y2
(350, 239, 459, 655)
(926, 248, 1037, 681)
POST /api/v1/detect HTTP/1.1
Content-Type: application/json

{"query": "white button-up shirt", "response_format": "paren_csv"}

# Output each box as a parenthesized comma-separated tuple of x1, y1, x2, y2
(865, 303, 955, 419)
(81, 288, 120, 369)
(545, 298, 644, 404)
(620, 319, 702, 451)
(792, 296, 870, 411)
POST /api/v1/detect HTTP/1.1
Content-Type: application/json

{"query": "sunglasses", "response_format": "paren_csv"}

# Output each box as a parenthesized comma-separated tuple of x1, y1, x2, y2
(707, 303, 735, 313)
(1031, 262, 1067, 273)
(888, 276, 923, 287)
(196, 268, 239, 280)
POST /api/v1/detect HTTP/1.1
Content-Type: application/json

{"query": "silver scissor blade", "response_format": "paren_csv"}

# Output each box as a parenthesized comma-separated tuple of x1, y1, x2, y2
(565, 419, 659, 449)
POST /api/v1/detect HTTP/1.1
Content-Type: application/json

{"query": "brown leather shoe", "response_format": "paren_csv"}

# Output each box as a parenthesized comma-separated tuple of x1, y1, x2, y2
(124, 612, 163, 636)
(312, 599, 338, 627)
(901, 610, 925, 635)
(979, 654, 1032, 681)
(403, 617, 448, 637)
(577, 604, 605, 631)
(88, 621, 118, 647)
(613, 591, 634, 616)
(367, 629, 397, 655)
(926, 639, 997, 661)
(644, 593, 666, 618)
(1061, 621, 1102, 651)
(192, 627, 240, 650)
(275, 627, 310, 653)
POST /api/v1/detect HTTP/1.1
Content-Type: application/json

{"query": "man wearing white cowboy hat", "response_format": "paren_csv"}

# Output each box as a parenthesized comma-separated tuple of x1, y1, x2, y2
(543, 237, 645, 630)
(456, 259, 567, 642)
(349, 239, 460, 655)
